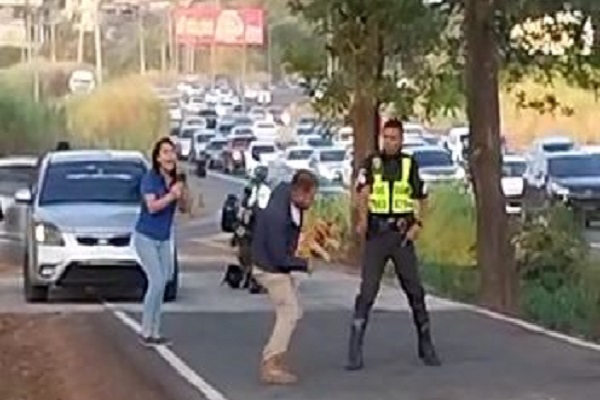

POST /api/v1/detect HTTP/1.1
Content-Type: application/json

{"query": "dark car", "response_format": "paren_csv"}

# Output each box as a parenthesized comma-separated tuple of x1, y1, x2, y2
(204, 137, 228, 170)
(526, 151, 600, 226)
(222, 134, 255, 174)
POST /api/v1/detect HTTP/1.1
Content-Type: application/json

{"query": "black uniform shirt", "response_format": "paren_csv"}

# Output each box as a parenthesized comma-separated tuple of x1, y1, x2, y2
(356, 151, 427, 217)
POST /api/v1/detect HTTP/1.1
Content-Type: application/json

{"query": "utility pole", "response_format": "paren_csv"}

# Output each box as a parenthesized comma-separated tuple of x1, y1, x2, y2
(210, 0, 220, 88)
(49, 13, 56, 63)
(93, 0, 102, 84)
(33, 9, 40, 101)
(76, 9, 85, 63)
(138, 5, 146, 74)
(266, 24, 272, 86)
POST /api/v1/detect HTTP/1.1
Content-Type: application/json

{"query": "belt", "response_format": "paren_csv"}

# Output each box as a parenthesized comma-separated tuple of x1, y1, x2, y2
(369, 215, 415, 234)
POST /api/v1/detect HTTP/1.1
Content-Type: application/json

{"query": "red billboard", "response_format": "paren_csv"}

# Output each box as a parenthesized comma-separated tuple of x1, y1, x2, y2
(174, 6, 265, 47)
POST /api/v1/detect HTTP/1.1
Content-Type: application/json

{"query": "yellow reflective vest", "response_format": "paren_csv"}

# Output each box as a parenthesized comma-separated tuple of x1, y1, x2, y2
(368, 156, 414, 214)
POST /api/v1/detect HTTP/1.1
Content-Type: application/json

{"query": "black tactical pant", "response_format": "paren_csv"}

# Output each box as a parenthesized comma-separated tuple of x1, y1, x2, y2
(353, 230, 428, 328)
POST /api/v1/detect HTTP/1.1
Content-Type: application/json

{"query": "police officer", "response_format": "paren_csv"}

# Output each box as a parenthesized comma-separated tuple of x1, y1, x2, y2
(346, 118, 441, 370)
(235, 166, 271, 290)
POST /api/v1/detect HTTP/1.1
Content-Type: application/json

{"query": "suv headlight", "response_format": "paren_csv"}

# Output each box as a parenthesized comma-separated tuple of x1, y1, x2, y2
(34, 222, 65, 246)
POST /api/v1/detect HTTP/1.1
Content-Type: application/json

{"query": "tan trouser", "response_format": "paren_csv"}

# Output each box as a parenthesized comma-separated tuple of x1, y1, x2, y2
(253, 267, 303, 360)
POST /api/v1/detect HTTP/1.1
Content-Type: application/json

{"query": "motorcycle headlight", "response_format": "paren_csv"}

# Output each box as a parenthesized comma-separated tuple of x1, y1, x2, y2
(232, 151, 242, 161)
(34, 221, 65, 246)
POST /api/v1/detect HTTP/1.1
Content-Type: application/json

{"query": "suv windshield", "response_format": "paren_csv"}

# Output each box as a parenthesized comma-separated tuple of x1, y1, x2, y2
(319, 150, 345, 162)
(0, 164, 37, 194)
(288, 150, 313, 160)
(413, 150, 453, 167)
(502, 160, 526, 177)
(39, 160, 146, 205)
(549, 155, 600, 178)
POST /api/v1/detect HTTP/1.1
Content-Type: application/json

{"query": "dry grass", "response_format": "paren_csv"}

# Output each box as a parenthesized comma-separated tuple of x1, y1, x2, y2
(501, 78, 600, 150)
(65, 75, 168, 152)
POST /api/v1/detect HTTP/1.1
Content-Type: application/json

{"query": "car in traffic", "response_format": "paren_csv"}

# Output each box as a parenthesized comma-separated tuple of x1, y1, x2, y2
(16, 150, 179, 302)
(216, 120, 235, 137)
(311, 147, 346, 182)
(190, 130, 215, 161)
(203, 137, 228, 170)
(245, 141, 279, 177)
(183, 96, 204, 114)
(284, 146, 315, 171)
(501, 154, 527, 214)
(523, 150, 600, 226)
(0, 156, 39, 241)
(253, 120, 278, 142)
(222, 134, 256, 174)
(445, 126, 469, 164)
(231, 126, 254, 137)
(176, 126, 197, 160)
(233, 116, 253, 128)
(181, 116, 206, 129)
(198, 109, 218, 130)
(405, 146, 465, 184)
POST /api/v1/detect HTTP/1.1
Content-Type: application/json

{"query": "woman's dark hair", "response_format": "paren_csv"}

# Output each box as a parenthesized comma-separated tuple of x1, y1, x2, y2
(151, 137, 176, 175)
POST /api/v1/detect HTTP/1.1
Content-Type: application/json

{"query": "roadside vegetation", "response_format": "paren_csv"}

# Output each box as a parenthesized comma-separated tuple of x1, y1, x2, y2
(0, 74, 167, 155)
(300, 186, 600, 340)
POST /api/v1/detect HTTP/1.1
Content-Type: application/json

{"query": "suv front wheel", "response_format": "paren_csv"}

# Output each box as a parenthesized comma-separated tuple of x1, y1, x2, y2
(23, 253, 49, 303)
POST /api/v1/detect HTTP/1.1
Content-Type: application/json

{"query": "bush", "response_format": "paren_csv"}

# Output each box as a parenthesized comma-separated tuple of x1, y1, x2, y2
(65, 75, 167, 152)
(0, 84, 64, 155)
(418, 183, 476, 268)
(515, 204, 600, 338)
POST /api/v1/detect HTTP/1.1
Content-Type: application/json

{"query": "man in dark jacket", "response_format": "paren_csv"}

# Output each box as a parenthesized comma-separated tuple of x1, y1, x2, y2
(251, 169, 318, 385)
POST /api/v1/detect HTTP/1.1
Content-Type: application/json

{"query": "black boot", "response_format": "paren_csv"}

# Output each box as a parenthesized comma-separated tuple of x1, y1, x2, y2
(345, 318, 367, 371)
(417, 325, 441, 366)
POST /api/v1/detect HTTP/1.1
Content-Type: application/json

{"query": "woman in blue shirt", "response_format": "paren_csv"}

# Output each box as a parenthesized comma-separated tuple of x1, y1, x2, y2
(135, 137, 188, 346)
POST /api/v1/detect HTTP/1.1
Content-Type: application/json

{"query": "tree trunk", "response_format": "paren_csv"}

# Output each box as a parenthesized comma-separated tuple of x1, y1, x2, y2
(464, 0, 518, 314)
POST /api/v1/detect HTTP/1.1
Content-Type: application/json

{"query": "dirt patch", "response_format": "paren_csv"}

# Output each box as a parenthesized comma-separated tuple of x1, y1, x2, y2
(0, 261, 16, 276)
(0, 313, 173, 400)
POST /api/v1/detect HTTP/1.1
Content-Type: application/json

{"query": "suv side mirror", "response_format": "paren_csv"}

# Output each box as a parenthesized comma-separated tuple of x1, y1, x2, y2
(14, 188, 32, 204)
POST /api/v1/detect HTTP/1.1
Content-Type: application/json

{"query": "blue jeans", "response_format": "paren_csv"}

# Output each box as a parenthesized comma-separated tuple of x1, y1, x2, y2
(134, 232, 174, 338)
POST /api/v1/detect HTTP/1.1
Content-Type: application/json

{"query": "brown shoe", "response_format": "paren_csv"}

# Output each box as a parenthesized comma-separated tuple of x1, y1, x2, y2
(260, 354, 297, 385)
(275, 352, 295, 375)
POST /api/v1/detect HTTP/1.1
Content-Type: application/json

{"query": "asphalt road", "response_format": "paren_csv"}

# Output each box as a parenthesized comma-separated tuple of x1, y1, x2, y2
(3, 172, 600, 400)
(138, 172, 600, 400)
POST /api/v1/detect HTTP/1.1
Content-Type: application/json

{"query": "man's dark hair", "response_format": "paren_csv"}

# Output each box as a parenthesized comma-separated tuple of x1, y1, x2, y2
(291, 169, 318, 193)
(382, 119, 403, 132)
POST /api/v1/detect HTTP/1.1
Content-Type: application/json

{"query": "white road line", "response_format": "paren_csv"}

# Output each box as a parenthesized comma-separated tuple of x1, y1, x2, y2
(432, 295, 600, 352)
(108, 306, 230, 400)
(590, 242, 600, 250)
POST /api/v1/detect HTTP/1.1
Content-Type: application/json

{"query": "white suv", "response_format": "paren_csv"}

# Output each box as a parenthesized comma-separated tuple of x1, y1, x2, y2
(16, 150, 179, 302)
